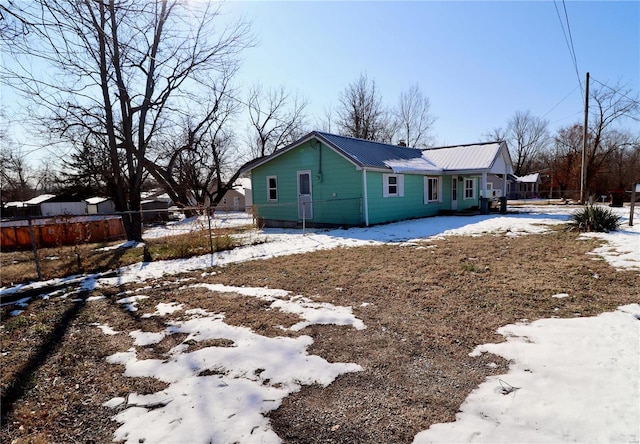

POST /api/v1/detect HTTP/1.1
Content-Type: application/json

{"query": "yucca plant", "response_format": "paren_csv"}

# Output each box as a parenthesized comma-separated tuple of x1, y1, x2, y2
(567, 205, 622, 232)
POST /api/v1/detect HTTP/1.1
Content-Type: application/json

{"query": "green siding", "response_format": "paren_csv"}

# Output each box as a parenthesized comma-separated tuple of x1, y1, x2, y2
(365, 172, 451, 225)
(252, 141, 363, 226)
(251, 139, 482, 226)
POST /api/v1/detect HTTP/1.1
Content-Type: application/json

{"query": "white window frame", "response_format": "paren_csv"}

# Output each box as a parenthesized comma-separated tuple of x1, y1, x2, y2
(383, 174, 404, 197)
(267, 175, 278, 202)
(424, 176, 442, 203)
(464, 178, 476, 200)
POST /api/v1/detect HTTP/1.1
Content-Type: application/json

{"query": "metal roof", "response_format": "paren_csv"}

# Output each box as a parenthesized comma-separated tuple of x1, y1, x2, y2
(240, 131, 512, 175)
(422, 142, 504, 171)
(316, 132, 432, 170)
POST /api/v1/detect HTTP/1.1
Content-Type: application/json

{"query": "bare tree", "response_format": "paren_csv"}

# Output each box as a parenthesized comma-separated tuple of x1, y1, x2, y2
(247, 84, 308, 158)
(583, 81, 639, 195)
(395, 84, 436, 148)
(336, 74, 395, 142)
(2, 0, 253, 241)
(486, 110, 550, 176)
(143, 66, 243, 211)
(547, 123, 583, 198)
(0, 145, 35, 203)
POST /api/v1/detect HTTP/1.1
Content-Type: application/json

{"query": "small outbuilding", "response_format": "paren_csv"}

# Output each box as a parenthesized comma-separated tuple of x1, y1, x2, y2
(86, 197, 116, 214)
(25, 194, 87, 217)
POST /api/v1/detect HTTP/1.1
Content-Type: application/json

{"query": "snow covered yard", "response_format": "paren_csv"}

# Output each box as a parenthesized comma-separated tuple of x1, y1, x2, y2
(1, 205, 639, 443)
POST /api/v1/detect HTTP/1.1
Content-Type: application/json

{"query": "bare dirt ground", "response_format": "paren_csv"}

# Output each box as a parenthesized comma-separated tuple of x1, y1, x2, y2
(1, 228, 638, 443)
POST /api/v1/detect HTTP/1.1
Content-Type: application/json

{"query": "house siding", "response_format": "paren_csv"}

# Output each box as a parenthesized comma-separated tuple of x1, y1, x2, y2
(252, 141, 363, 226)
(365, 172, 452, 225)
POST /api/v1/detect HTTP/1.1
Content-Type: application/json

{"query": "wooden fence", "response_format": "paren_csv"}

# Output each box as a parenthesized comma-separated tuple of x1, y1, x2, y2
(0, 215, 126, 251)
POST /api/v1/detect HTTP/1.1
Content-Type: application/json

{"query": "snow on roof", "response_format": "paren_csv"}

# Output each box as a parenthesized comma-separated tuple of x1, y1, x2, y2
(515, 172, 540, 183)
(4, 201, 26, 208)
(85, 197, 111, 204)
(24, 194, 56, 205)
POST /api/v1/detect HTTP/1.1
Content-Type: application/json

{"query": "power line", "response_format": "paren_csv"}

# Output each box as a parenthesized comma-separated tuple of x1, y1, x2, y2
(553, 0, 583, 101)
(541, 84, 581, 119)
(590, 76, 640, 106)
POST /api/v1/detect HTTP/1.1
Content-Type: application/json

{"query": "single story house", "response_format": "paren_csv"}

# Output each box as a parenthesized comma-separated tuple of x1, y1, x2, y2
(217, 178, 251, 212)
(509, 172, 541, 199)
(240, 131, 514, 228)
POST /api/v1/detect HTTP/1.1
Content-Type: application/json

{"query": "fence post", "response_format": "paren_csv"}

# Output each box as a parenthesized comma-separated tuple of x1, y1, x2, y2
(27, 216, 43, 280)
(302, 201, 306, 233)
(630, 184, 637, 227)
(207, 206, 215, 256)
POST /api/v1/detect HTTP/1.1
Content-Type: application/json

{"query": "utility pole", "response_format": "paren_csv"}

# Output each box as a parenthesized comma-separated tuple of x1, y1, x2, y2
(580, 72, 589, 205)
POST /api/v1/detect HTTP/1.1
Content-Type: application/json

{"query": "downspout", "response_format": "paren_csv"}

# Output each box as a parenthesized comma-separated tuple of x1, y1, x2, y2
(362, 168, 369, 226)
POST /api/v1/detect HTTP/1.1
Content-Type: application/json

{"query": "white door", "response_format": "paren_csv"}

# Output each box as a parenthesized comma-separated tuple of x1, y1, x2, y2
(451, 176, 458, 210)
(297, 170, 313, 220)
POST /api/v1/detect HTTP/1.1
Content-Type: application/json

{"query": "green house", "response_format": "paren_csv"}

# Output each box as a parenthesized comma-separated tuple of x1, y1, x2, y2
(240, 131, 514, 228)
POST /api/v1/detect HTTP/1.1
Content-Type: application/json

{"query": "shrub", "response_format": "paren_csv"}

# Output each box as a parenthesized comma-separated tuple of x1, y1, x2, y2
(567, 205, 622, 232)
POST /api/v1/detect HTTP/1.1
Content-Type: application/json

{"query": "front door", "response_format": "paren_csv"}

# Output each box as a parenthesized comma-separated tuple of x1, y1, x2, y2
(297, 170, 313, 220)
(451, 176, 458, 210)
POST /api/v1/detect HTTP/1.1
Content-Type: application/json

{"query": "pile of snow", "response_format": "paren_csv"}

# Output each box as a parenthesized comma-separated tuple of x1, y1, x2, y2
(414, 304, 640, 443)
(102, 291, 363, 443)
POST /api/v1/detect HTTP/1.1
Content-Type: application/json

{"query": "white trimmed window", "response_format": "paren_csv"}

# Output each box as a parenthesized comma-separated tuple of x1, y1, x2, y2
(267, 176, 278, 201)
(464, 178, 475, 200)
(424, 176, 441, 203)
(383, 174, 404, 197)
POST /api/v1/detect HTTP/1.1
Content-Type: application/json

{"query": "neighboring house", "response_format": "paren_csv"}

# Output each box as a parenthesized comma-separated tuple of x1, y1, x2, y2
(509, 173, 541, 199)
(486, 174, 518, 201)
(240, 131, 514, 228)
(86, 197, 116, 214)
(217, 178, 250, 212)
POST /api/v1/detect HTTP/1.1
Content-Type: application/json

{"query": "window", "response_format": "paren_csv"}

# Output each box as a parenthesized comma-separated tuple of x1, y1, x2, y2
(424, 176, 441, 203)
(383, 174, 404, 197)
(464, 178, 475, 199)
(267, 176, 278, 201)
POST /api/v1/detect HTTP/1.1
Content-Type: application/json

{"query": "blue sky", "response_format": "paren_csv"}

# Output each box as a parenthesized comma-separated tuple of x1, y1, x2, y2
(3, 1, 638, 165)
(225, 0, 639, 145)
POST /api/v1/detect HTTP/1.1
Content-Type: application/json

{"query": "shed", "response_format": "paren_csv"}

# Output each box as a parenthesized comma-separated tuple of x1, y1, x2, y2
(86, 197, 116, 214)
(240, 131, 513, 228)
(25, 194, 87, 216)
(141, 199, 169, 222)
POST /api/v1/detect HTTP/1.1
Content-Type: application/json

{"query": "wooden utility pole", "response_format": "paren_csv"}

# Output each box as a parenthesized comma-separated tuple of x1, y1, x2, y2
(580, 72, 589, 205)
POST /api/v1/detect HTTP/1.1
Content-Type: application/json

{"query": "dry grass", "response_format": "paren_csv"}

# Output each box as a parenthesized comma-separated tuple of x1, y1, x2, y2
(1, 228, 638, 443)
(0, 226, 254, 287)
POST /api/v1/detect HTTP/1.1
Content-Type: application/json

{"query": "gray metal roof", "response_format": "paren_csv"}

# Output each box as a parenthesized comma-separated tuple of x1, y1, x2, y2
(240, 131, 511, 175)
(315, 132, 433, 169)
(422, 142, 504, 171)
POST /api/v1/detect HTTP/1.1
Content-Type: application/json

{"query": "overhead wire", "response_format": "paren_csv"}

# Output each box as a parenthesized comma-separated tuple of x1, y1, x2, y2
(588, 75, 640, 122)
(553, 0, 584, 101)
(541, 84, 581, 119)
